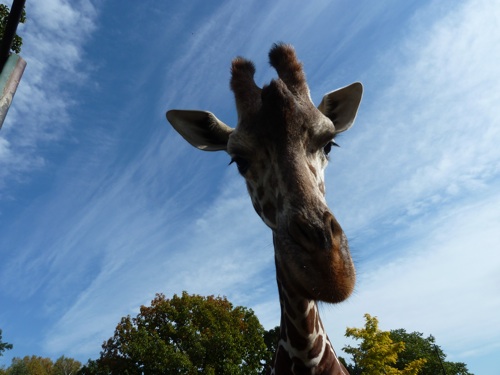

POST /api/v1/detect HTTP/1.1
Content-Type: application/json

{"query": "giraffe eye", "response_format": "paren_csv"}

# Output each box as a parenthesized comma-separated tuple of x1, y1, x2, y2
(323, 140, 339, 156)
(229, 156, 250, 175)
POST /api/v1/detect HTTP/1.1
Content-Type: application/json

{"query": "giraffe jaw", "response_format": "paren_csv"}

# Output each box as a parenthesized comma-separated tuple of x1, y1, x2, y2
(273, 225, 356, 304)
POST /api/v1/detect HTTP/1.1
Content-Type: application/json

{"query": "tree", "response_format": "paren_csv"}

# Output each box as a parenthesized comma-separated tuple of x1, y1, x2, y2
(0, 329, 13, 357)
(262, 326, 280, 373)
(1, 355, 81, 375)
(7, 356, 52, 375)
(0, 4, 26, 54)
(80, 292, 270, 375)
(390, 329, 473, 375)
(343, 314, 426, 375)
(53, 356, 82, 375)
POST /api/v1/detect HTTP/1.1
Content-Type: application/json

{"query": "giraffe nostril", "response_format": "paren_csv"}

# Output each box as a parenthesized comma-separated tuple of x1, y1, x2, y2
(324, 211, 343, 245)
(289, 215, 329, 251)
(325, 212, 337, 237)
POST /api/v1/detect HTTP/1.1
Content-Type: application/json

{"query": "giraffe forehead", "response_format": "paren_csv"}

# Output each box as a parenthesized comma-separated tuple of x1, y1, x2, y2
(228, 107, 333, 158)
(243, 89, 327, 139)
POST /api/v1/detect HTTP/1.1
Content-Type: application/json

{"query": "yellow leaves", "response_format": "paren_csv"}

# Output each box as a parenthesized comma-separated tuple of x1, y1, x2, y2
(344, 314, 427, 375)
(401, 358, 428, 375)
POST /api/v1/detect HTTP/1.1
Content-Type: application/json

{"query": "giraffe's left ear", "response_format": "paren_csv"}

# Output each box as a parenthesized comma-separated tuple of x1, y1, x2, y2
(318, 82, 363, 134)
(166, 110, 233, 151)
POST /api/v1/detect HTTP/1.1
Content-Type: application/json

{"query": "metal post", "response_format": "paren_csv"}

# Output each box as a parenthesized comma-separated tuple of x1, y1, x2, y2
(0, 0, 26, 74)
(434, 344, 447, 375)
(0, 53, 26, 129)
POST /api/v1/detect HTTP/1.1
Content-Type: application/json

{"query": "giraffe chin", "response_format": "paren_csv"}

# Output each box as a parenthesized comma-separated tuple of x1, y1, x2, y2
(273, 230, 356, 304)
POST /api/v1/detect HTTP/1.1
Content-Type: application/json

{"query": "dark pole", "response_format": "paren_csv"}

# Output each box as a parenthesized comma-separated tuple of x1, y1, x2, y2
(434, 344, 447, 375)
(0, 0, 26, 73)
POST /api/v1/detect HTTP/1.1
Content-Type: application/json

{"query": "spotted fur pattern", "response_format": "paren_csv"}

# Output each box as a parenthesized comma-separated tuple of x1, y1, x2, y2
(268, 270, 349, 375)
(167, 43, 362, 375)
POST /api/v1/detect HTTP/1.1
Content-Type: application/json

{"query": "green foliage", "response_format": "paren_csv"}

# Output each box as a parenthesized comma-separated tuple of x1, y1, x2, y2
(1, 355, 81, 375)
(52, 356, 82, 375)
(390, 329, 474, 375)
(0, 329, 13, 357)
(80, 292, 270, 375)
(262, 326, 280, 372)
(0, 4, 26, 54)
(343, 314, 426, 375)
(7, 356, 52, 375)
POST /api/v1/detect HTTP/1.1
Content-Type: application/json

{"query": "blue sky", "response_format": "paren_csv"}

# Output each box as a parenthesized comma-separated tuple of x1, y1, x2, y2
(1, 0, 499, 373)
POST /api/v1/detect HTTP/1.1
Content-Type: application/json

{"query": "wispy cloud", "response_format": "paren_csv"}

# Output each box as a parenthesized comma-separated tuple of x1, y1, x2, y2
(0, 0, 97, 193)
(1, 2, 498, 374)
(319, 0, 500, 368)
(325, 191, 500, 360)
(41, 166, 276, 357)
(158, 0, 382, 118)
(330, 0, 500, 236)
(43, 0, 500, 364)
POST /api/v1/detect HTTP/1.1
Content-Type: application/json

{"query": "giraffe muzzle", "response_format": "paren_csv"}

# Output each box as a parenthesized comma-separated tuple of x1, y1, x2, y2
(288, 211, 341, 253)
(282, 210, 355, 303)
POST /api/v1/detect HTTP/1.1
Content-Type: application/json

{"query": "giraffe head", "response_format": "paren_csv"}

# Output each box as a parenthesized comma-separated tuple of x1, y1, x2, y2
(167, 43, 362, 304)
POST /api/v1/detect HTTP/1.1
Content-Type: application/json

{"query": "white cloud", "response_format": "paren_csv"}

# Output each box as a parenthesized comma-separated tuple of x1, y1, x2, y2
(0, 1, 98, 193)
(324, 190, 500, 362)
(317, 1, 500, 372)
(158, 0, 383, 118)
(2, 2, 498, 373)
(329, 0, 500, 235)
(41, 163, 278, 357)
(0, 138, 11, 161)
(30, 0, 96, 39)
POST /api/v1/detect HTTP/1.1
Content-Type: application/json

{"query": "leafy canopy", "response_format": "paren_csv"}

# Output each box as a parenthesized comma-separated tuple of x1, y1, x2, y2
(390, 329, 474, 375)
(80, 292, 270, 375)
(1, 355, 81, 375)
(0, 4, 26, 54)
(0, 329, 13, 357)
(343, 314, 426, 375)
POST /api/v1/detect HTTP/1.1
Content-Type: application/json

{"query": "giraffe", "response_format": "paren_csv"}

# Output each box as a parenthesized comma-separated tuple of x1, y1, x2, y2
(166, 43, 362, 374)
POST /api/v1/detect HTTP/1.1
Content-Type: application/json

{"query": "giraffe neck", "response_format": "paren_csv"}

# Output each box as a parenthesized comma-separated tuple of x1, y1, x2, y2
(270, 272, 349, 375)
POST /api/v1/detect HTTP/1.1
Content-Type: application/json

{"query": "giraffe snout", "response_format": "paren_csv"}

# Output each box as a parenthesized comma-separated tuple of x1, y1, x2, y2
(288, 211, 339, 253)
(282, 210, 355, 303)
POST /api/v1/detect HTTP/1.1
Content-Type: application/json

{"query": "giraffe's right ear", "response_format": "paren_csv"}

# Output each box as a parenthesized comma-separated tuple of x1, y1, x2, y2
(166, 110, 233, 151)
(318, 82, 363, 134)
